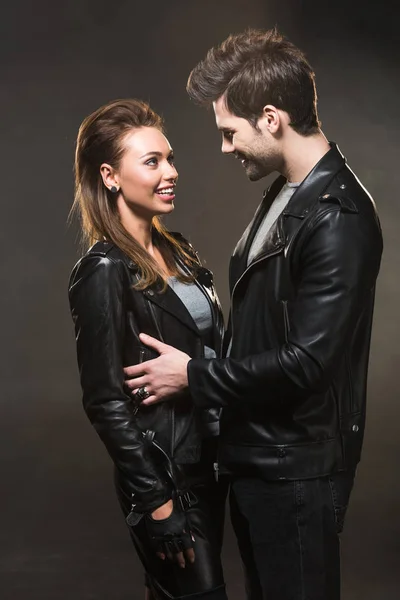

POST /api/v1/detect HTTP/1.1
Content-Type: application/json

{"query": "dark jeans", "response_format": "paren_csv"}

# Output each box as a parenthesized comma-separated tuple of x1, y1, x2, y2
(229, 470, 355, 600)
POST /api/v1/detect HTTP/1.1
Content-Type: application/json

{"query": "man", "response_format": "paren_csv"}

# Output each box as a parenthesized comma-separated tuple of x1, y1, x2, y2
(125, 29, 383, 599)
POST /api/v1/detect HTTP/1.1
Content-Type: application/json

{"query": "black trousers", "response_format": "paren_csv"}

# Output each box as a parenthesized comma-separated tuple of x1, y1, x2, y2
(115, 464, 229, 600)
(229, 470, 355, 600)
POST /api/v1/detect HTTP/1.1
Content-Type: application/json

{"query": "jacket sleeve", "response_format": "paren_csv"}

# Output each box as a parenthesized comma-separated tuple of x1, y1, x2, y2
(69, 254, 172, 513)
(187, 207, 382, 408)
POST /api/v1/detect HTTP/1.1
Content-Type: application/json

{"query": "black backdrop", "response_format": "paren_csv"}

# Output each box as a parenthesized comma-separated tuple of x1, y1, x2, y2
(1, 1, 399, 598)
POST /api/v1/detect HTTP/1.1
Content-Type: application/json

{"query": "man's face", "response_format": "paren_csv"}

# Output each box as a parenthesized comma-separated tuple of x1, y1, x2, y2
(213, 96, 280, 181)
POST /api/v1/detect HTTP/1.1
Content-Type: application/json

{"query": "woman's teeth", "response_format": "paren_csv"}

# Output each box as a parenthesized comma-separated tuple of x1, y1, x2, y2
(157, 188, 174, 195)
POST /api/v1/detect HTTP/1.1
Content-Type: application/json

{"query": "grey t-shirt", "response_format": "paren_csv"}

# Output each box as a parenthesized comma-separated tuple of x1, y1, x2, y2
(247, 182, 299, 266)
(168, 277, 216, 359)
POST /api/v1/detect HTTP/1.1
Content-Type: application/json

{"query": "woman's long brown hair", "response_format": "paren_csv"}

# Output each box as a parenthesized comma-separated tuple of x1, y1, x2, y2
(71, 98, 199, 289)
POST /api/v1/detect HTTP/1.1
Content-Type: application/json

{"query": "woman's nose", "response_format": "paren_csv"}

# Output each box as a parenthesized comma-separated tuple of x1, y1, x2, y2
(164, 163, 178, 181)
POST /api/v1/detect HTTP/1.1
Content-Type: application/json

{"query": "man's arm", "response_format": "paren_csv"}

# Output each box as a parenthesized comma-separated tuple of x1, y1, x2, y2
(125, 207, 382, 408)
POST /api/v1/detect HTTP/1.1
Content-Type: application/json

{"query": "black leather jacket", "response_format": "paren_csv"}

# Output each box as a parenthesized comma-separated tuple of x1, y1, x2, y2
(188, 144, 383, 480)
(69, 234, 224, 513)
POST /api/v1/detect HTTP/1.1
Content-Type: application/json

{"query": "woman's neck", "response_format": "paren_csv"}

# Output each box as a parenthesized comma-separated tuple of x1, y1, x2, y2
(117, 197, 154, 251)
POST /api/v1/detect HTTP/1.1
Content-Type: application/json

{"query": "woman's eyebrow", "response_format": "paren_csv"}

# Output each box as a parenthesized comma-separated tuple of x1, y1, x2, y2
(139, 150, 174, 159)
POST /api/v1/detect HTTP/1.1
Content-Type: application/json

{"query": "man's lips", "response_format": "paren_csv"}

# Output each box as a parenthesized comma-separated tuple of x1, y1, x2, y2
(235, 153, 249, 166)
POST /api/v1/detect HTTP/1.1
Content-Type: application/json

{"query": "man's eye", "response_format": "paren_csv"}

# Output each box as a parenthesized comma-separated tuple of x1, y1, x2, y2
(224, 131, 234, 141)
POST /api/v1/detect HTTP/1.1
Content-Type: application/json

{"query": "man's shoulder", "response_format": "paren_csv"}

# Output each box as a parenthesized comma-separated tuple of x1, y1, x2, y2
(320, 165, 377, 217)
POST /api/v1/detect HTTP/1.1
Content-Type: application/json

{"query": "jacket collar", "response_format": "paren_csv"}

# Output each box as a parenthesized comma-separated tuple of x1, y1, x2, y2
(230, 142, 346, 285)
(282, 142, 346, 219)
(122, 253, 201, 335)
(88, 241, 201, 334)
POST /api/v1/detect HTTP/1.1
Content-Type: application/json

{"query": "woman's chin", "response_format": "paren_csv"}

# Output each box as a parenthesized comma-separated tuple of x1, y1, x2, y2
(156, 201, 175, 215)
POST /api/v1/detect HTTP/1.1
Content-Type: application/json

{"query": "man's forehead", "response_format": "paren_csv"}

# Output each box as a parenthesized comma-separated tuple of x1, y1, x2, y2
(213, 96, 234, 128)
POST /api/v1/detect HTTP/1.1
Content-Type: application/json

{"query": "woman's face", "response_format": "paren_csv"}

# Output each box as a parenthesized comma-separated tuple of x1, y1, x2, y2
(109, 126, 178, 218)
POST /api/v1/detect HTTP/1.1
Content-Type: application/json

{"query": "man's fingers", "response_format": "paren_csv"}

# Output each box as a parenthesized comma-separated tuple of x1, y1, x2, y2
(124, 375, 147, 390)
(141, 395, 161, 406)
(124, 363, 151, 378)
(139, 333, 172, 354)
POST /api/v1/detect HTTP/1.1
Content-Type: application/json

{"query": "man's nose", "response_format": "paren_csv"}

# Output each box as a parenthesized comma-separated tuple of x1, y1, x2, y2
(221, 138, 234, 154)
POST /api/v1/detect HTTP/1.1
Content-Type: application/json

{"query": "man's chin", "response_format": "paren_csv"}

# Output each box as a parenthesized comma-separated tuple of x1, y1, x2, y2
(245, 165, 267, 182)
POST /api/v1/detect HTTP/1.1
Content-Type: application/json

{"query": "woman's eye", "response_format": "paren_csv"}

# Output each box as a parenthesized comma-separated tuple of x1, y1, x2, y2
(168, 155, 175, 165)
(146, 157, 158, 166)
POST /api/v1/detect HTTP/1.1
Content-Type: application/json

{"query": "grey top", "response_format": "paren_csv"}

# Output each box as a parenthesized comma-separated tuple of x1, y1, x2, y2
(168, 277, 216, 359)
(247, 182, 299, 266)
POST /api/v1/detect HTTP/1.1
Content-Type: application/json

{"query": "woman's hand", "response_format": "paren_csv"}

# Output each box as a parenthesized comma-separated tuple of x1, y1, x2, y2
(145, 497, 195, 568)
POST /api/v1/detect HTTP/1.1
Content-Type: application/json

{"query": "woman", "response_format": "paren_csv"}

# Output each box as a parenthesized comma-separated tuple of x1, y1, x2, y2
(68, 99, 228, 600)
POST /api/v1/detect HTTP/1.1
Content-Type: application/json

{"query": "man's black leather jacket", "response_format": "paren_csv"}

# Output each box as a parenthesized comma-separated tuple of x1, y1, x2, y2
(69, 234, 224, 513)
(188, 144, 383, 480)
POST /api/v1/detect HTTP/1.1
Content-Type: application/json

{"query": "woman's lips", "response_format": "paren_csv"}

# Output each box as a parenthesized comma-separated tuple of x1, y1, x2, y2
(155, 187, 175, 201)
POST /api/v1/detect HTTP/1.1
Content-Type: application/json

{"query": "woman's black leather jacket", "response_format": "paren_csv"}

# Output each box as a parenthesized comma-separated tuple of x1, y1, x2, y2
(69, 234, 224, 513)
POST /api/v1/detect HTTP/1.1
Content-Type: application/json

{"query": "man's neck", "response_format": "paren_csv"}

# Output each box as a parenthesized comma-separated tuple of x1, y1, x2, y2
(280, 130, 331, 184)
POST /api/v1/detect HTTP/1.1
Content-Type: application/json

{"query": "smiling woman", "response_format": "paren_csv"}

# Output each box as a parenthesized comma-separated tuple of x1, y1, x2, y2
(68, 99, 228, 600)
(70, 99, 202, 291)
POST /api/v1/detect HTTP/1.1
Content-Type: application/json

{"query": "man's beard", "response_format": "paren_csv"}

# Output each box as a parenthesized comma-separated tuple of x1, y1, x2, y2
(236, 151, 276, 182)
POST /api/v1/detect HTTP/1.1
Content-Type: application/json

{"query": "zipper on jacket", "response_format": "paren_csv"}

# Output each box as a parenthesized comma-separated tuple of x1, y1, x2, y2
(282, 300, 290, 342)
(230, 245, 284, 354)
(132, 349, 146, 416)
(147, 297, 175, 458)
(345, 352, 354, 414)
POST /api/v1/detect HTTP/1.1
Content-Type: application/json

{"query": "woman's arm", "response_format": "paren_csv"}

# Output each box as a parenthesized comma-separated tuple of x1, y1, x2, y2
(69, 254, 172, 514)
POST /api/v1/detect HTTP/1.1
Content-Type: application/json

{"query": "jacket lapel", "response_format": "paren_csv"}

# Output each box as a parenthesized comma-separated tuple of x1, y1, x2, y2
(229, 143, 347, 290)
(229, 176, 285, 289)
(143, 282, 200, 335)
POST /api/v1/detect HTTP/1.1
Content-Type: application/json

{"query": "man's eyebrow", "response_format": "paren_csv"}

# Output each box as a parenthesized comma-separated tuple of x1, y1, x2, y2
(139, 150, 174, 159)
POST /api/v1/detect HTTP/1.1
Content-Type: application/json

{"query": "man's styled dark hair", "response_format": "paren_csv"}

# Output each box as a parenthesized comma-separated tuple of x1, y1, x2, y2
(187, 28, 320, 136)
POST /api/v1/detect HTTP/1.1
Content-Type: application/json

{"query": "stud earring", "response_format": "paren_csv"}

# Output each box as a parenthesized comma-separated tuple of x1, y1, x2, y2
(110, 185, 119, 193)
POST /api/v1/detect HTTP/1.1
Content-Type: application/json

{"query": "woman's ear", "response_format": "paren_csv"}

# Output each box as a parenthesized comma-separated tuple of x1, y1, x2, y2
(100, 163, 120, 192)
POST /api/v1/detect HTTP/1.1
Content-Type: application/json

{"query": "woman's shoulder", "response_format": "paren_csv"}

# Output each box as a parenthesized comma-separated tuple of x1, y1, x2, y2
(76, 241, 133, 267)
(69, 241, 133, 290)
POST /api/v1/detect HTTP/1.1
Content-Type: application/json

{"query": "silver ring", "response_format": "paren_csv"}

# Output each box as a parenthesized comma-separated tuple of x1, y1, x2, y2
(136, 386, 150, 401)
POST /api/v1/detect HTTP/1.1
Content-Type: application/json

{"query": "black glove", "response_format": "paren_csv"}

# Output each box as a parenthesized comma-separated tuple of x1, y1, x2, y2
(125, 430, 197, 566)
(145, 492, 195, 567)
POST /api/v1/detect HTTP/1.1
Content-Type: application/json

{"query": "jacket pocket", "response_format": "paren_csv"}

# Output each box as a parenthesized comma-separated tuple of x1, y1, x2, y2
(126, 344, 159, 366)
(126, 346, 159, 415)
(328, 469, 355, 533)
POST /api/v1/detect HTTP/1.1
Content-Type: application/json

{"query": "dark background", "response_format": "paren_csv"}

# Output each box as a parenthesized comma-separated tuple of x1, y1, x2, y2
(1, 1, 399, 598)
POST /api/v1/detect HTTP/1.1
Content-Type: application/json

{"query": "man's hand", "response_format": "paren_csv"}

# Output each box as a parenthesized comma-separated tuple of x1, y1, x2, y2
(124, 333, 190, 405)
